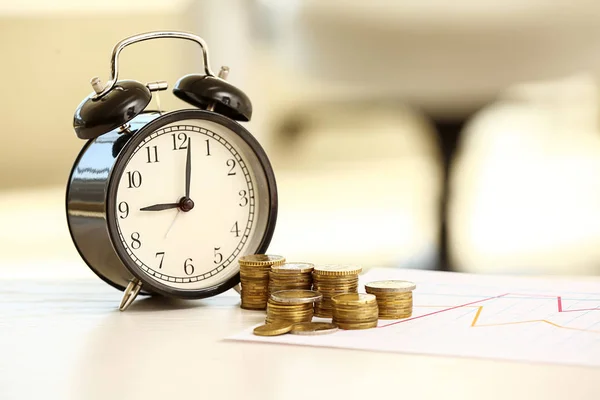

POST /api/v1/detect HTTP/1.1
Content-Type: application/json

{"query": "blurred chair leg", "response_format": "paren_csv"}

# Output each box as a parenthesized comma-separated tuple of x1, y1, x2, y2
(431, 112, 480, 271)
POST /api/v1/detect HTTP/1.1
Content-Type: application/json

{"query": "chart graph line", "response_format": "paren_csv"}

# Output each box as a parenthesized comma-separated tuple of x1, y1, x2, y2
(470, 305, 600, 333)
(378, 293, 510, 328)
(556, 296, 600, 313)
(379, 292, 600, 332)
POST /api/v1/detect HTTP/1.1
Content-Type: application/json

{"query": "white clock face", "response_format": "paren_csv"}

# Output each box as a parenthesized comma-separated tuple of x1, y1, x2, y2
(110, 117, 272, 291)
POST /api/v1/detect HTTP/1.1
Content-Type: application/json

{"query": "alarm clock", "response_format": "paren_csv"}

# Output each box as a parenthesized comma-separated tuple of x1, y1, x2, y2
(66, 31, 278, 311)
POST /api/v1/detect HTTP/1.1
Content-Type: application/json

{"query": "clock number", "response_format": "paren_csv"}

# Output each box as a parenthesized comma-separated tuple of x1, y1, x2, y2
(205, 139, 211, 156)
(184, 258, 194, 275)
(155, 252, 165, 269)
(130, 232, 141, 249)
(118, 201, 129, 218)
(126, 171, 142, 188)
(230, 221, 240, 237)
(239, 190, 248, 207)
(145, 146, 159, 163)
(214, 247, 223, 264)
(227, 159, 236, 176)
(171, 132, 189, 150)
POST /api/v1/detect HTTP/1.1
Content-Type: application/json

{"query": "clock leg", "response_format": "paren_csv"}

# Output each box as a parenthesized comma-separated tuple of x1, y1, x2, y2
(233, 283, 241, 295)
(119, 278, 142, 311)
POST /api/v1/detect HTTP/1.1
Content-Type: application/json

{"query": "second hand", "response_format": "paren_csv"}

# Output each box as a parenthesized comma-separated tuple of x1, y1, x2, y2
(164, 210, 181, 239)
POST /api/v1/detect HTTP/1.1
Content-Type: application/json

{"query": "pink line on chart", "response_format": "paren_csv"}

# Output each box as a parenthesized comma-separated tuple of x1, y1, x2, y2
(378, 293, 510, 329)
(557, 296, 600, 313)
(558, 296, 562, 312)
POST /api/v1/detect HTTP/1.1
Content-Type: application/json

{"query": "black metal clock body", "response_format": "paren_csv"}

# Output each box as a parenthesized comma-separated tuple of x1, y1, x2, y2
(67, 109, 278, 299)
(66, 31, 278, 308)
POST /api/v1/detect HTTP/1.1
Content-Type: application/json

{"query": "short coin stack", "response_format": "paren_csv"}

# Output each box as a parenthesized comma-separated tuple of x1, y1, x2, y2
(312, 265, 361, 318)
(365, 280, 416, 319)
(269, 262, 314, 295)
(331, 293, 379, 330)
(239, 254, 285, 310)
(266, 289, 322, 324)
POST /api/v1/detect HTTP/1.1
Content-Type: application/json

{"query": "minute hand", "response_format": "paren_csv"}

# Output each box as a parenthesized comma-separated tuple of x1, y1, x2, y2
(185, 137, 192, 198)
(139, 203, 180, 212)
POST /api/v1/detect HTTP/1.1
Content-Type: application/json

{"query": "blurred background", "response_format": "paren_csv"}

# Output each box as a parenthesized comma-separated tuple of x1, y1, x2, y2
(3, 0, 600, 277)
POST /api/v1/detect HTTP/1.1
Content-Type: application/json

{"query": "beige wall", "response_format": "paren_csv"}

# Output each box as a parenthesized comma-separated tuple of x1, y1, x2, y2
(0, 12, 202, 189)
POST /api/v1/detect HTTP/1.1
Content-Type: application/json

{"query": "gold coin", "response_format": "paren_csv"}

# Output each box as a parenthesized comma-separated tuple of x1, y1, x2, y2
(271, 262, 315, 274)
(378, 314, 412, 320)
(271, 289, 322, 304)
(334, 320, 378, 330)
(313, 264, 362, 276)
(240, 254, 286, 267)
(331, 293, 376, 306)
(253, 321, 294, 336)
(290, 322, 339, 335)
(365, 280, 416, 293)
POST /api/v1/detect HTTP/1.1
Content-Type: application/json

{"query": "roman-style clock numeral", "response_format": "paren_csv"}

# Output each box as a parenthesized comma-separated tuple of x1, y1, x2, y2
(227, 159, 236, 176)
(213, 247, 223, 264)
(171, 132, 189, 150)
(155, 252, 165, 268)
(239, 190, 248, 207)
(118, 201, 129, 218)
(184, 258, 194, 275)
(230, 221, 240, 237)
(130, 232, 141, 249)
(146, 146, 159, 163)
(126, 171, 142, 188)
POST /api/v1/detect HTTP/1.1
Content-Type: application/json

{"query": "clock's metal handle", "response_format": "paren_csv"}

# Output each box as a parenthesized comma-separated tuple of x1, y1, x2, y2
(92, 30, 215, 100)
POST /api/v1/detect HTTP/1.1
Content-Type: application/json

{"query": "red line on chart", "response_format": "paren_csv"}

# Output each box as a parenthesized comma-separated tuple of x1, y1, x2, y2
(558, 296, 562, 312)
(377, 293, 510, 328)
(557, 296, 600, 313)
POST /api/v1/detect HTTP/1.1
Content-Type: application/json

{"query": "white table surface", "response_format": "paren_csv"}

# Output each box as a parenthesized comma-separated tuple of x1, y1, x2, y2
(2, 261, 599, 400)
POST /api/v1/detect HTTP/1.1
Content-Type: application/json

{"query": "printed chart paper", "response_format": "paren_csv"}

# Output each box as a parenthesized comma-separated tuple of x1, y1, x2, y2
(228, 268, 600, 367)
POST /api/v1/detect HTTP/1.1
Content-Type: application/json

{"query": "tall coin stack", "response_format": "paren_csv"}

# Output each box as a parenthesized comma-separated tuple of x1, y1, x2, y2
(331, 293, 379, 330)
(266, 290, 322, 324)
(312, 265, 362, 318)
(365, 280, 416, 319)
(269, 262, 314, 295)
(239, 254, 285, 310)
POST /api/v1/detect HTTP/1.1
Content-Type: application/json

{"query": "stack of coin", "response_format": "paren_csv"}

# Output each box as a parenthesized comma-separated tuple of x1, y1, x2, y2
(312, 265, 361, 318)
(266, 289, 322, 324)
(365, 280, 416, 319)
(331, 293, 379, 329)
(269, 262, 314, 295)
(239, 254, 285, 310)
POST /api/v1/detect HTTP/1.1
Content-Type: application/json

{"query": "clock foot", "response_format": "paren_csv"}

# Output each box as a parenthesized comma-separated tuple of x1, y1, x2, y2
(233, 283, 241, 295)
(119, 278, 142, 311)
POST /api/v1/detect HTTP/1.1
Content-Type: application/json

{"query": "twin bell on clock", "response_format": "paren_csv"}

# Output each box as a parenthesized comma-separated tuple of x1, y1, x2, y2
(66, 31, 278, 311)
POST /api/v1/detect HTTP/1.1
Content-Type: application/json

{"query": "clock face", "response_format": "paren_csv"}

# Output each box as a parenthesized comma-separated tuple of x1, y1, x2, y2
(107, 112, 274, 295)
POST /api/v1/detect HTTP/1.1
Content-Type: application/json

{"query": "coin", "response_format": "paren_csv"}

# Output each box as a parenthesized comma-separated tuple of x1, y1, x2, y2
(271, 262, 315, 274)
(290, 322, 339, 335)
(271, 290, 322, 304)
(333, 320, 378, 330)
(365, 280, 416, 292)
(312, 270, 359, 318)
(313, 264, 363, 276)
(266, 297, 315, 324)
(240, 254, 286, 267)
(253, 321, 294, 336)
(331, 293, 377, 306)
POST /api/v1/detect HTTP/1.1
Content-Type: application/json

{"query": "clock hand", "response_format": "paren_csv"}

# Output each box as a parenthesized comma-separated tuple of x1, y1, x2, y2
(185, 137, 192, 198)
(165, 210, 181, 238)
(139, 203, 180, 211)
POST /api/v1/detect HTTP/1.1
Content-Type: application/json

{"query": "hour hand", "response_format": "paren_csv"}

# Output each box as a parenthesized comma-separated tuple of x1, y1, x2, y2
(139, 203, 180, 211)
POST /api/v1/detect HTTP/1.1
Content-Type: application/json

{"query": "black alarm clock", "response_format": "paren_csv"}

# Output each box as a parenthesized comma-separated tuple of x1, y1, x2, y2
(66, 31, 278, 311)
